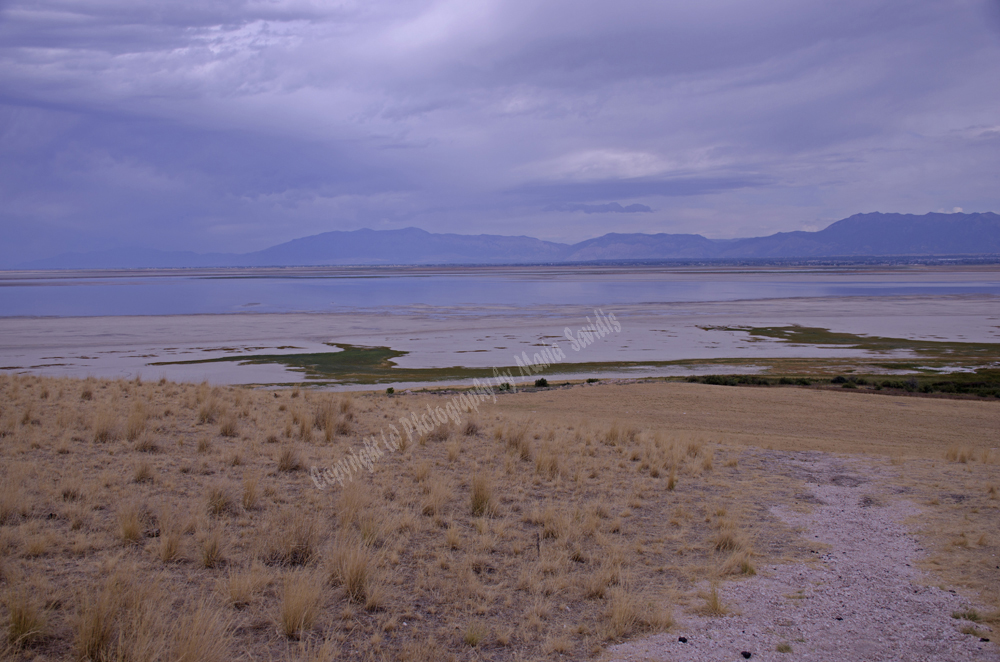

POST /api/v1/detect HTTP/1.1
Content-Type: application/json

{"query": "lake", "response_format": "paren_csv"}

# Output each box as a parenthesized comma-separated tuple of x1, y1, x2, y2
(1, 265, 999, 385)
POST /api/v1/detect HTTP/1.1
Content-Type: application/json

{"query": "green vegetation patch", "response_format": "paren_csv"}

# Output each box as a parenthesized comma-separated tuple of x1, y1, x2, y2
(153, 343, 737, 384)
(705, 325, 1000, 360)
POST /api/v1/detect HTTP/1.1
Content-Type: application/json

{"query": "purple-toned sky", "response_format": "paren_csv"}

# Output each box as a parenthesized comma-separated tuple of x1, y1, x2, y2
(2, 0, 999, 264)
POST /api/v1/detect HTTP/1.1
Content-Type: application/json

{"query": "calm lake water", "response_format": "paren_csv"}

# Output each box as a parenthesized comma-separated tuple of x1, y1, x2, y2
(2, 266, 999, 317)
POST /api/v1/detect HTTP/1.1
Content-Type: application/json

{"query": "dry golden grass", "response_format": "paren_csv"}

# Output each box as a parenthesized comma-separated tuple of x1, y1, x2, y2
(277, 445, 301, 472)
(241, 474, 260, 510)
(279, 570, 323, 639)
(700, 585, 728, 616)
(470, 471, 495, 517)
(4, 586, 47, 648)
(206, 484, 234, 516)
(116, 501, 146, 546)
(0, 373, 996, 660)
(257, 510, 321, 566)
(199, 527, 226, 568)
(327, 534, 376, 604)
(604, 585, 673, 641)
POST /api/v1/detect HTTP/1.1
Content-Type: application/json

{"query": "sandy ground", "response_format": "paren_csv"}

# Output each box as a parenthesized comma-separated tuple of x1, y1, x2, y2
(607, 451, 999, 662)
(1, 294, 998, 383)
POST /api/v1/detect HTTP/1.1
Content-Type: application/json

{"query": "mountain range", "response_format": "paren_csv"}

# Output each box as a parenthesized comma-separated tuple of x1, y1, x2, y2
(16, 212, 1000, 269)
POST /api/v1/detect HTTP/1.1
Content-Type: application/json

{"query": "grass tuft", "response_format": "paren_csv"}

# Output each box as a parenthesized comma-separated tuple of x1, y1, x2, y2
(701, 585, 728, 616)
(279, 571, 323, 639)
(277, 446, 302, 472)
(327, 535, 375, 604)
(463, 620, 488, 647)
(200, 529, 226, 568)
(603, 586, 673, 641)
(470, 472, 495, 517)
(116, 502, 146, 546)
(206, 485, 234, 516)
(4, 587, 47, 647)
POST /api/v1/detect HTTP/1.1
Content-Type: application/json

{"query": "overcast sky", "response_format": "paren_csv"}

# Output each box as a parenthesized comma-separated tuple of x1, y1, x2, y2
(2, 0, 999, 262)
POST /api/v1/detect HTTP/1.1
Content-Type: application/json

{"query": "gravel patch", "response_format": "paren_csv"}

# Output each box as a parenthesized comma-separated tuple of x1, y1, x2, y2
(607, 453, 998, 662)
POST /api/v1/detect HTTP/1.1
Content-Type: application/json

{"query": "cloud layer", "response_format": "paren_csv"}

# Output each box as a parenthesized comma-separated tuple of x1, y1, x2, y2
(2, 0, 999, 263)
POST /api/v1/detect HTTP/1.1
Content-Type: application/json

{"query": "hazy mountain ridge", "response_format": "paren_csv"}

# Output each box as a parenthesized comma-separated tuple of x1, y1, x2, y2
(15, 212, 1000, 269)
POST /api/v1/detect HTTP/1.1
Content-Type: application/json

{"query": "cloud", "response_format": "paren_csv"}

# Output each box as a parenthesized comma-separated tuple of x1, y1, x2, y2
(0, 0, 999, 261)
(544, 202, 652, 214)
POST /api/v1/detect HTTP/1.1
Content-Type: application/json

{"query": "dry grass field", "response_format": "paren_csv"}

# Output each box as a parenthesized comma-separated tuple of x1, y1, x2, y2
(0, 374, 997, 660)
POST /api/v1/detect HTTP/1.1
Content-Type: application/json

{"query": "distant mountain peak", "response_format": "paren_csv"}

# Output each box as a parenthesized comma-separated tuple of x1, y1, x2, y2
(14, 212, 1000, 269)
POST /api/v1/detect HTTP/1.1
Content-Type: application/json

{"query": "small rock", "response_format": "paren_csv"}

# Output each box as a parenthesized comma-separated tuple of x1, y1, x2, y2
(741, 652, 752, 659)
(981, 638, 991, 643)
(835, 617, 843, 621)
(678, 637, 688, 643)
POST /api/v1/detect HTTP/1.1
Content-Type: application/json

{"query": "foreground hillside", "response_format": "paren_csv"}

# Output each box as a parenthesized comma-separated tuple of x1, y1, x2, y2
(0, 375, 997, 660)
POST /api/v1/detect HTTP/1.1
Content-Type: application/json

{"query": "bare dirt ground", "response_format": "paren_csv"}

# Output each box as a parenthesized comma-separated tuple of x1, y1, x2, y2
(608, 451, 999, 662)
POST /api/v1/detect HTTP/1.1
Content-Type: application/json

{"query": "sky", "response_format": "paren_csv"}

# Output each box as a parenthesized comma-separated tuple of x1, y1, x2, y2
(2, 0, 999, 263)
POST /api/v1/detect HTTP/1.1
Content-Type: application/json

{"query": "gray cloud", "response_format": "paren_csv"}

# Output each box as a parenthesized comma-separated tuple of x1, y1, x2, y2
(1, 0, 999, 263)
(544, 202, 652, 214)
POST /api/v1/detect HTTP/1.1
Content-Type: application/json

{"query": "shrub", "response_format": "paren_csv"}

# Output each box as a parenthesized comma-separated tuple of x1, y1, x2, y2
(385, 387, 394, 395)
(534, 378, 549, 388)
